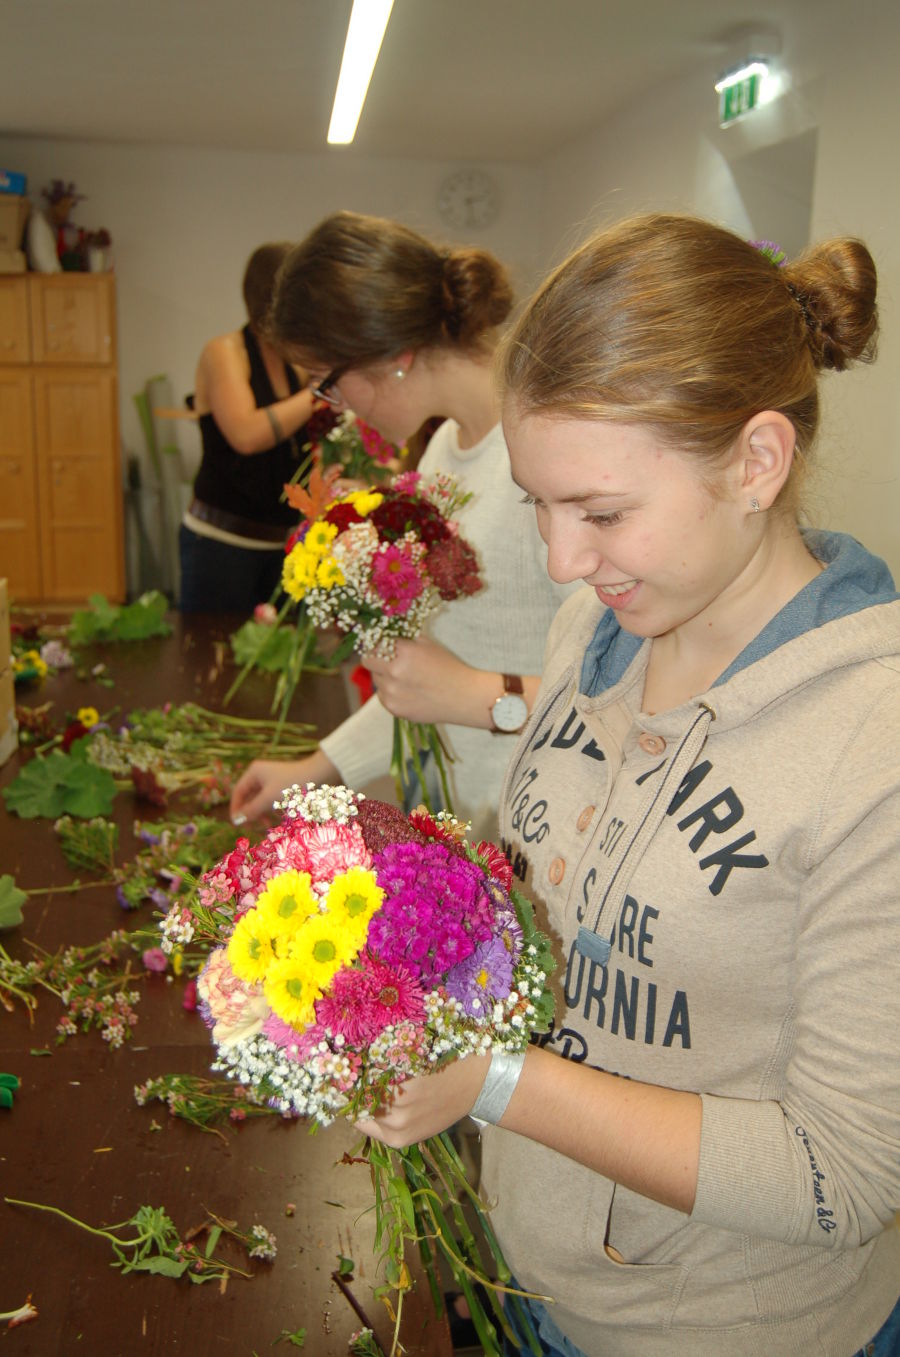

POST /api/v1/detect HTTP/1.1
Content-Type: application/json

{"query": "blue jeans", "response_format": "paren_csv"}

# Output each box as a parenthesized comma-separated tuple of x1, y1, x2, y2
(503, 1284, 900, 1357)
(178, 524, 284, 613)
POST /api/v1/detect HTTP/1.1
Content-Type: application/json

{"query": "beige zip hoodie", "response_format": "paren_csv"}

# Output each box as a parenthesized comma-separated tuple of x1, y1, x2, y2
(482, 533, 900, 1357)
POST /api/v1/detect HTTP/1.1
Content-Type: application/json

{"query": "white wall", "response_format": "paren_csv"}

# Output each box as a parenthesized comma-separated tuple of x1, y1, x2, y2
(536, 7, 900, 580)
(0, 135, 542, 489)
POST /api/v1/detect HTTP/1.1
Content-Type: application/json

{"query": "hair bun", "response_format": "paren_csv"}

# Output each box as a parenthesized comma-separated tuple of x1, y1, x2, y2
(440, 248, 514, 345)
(784, 238, 878, 371)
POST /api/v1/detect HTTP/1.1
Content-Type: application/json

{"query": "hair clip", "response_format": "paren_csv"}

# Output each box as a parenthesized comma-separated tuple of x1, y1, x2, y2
(749, 239, 788, 267)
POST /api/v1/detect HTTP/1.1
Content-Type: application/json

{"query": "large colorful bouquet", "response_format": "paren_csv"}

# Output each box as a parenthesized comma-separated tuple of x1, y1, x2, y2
(159, 784, 554, 1356)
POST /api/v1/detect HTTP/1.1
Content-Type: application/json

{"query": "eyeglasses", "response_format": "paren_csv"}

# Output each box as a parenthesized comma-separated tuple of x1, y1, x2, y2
(311, 366, 347, 407)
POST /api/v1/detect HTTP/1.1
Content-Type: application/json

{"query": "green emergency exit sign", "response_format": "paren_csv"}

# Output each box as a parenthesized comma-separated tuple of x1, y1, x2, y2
(719, 72, 761, 126)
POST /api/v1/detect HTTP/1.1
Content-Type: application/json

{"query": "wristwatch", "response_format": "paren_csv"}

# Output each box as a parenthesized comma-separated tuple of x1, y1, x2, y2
(490, 674, 528, 733)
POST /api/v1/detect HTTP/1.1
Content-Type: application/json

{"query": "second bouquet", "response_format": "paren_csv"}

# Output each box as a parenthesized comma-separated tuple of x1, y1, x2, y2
(283, 468, 483, 813)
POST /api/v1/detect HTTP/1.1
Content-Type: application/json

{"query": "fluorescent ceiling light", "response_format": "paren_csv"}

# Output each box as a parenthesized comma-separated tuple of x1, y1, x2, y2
(327, 0, 395, 145)
(714, 60, 768, 93)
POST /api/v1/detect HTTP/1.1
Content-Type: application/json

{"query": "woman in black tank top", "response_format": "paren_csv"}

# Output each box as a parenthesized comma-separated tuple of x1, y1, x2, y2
(178, 242, 318, 613)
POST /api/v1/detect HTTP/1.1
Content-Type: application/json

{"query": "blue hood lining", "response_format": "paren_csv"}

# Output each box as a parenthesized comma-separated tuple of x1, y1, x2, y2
(580, 531, 898, 698)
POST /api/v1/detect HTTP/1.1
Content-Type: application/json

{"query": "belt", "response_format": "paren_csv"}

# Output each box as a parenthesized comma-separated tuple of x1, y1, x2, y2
(188, 499, 288, 544)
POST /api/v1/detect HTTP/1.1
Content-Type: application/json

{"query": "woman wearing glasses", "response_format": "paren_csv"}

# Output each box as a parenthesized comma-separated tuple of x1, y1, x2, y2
(178, 242, 319, 613)
(229, 210, 575, 838)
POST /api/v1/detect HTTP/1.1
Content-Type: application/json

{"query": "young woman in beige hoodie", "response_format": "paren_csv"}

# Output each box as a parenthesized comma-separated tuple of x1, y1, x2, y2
(357, 215, 900, 1357)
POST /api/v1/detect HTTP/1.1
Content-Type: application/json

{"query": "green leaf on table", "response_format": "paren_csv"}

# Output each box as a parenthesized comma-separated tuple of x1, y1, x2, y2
(126, 1255, 189, 1277)
(68, 591, 172, 646)
(204, 1225, 222, 1258)
(230, 620, 296, 674)
(2, 748, 117, 819)
(336, 1254, 355, 1277)
(0, 875, 27, 929)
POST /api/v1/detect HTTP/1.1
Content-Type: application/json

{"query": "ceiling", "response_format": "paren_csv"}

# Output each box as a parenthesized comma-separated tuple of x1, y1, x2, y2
(3, 0, 860, 164)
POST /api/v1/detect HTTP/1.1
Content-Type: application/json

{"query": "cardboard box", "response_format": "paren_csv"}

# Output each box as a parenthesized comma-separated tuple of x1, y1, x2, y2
(0, 579, 9, 671)
(0, 666, 16, 769)
(0, 195, 29, 251)
(0, 247, 25, 274)
(0, 170, 27, 196)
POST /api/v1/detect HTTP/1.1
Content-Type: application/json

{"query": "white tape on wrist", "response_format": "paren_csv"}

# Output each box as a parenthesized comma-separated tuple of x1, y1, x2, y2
(470, 1048, 526, 1127)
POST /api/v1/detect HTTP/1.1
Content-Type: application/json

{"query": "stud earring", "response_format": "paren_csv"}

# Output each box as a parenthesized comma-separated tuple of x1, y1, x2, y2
(750, 497, 760, 513)
(394, 368, 405, 380)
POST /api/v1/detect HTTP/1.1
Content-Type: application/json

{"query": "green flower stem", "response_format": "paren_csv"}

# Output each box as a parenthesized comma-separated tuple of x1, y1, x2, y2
(424, 723, 455, 814)
(5, 1197, 149, 1248)
(223, 601, 295, 707)
(24, 877, 115, 897)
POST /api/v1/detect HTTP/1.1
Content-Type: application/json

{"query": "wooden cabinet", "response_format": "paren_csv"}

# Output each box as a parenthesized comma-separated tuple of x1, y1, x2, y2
(0, 274, 124, 602)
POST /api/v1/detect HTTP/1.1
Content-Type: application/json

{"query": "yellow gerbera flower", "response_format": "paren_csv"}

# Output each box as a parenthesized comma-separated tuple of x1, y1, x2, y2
(227, 908, 277, 984)
(256, 870, 318, 945)
(315, 557, 345, 589)
(263, 957, 318, 1030)
(282, 545, 319, 601)
(304, 520, 338, 556)
(77, 706, 100, 727)
(344, 490, 383, 517)
(289, 913, 360, 988)
(325, 867, 384, 938)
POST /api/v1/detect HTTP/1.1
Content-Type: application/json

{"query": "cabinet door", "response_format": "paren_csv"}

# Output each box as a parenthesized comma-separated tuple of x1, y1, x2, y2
(0, 276, 31, 364)
(0, 369, 42, 599)
(29, 274, 116, 366)
(33, 368, 125, 601)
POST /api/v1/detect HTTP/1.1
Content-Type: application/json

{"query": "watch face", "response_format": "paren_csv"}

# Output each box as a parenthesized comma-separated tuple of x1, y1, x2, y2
(492, 692, 528, 732)
(437, 170, 500, 230)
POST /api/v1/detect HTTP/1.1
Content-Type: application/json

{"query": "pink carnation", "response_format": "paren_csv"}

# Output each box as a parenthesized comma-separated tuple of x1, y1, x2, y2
(198, 947, 268, 1047)
(303, 820, 371, 883)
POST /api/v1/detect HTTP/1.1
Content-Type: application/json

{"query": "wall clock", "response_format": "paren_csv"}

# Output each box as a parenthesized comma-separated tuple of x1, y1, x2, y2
(437, 169, 500, 230)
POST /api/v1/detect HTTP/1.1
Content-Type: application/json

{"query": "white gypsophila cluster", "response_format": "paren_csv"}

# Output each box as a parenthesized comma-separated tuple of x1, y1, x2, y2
(158, 905, 195, 954)
(275, 782, 361, 823)
(212, 1031, 357, 1123)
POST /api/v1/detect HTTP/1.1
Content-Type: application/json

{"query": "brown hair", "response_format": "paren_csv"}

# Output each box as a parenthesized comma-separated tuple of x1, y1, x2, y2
(242, 242, 293, 329)
(501, 213, 878, 481)
(267, 211, 514, 366)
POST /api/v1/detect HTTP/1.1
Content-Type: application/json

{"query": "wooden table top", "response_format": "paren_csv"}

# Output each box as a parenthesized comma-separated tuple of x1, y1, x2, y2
(0, 614, 451, 1357)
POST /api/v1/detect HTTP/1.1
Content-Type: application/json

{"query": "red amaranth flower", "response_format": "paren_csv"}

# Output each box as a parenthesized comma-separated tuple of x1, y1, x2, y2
(355, 798, 428, 855)
(424, 536, 482, 600)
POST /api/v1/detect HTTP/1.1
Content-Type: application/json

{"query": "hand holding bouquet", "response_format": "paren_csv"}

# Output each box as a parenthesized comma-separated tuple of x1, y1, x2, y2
(159, 784, 555, 1355)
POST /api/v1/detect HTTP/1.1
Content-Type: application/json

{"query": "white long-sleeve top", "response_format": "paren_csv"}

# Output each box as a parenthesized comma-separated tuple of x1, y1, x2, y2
(319, 419, 575, 839)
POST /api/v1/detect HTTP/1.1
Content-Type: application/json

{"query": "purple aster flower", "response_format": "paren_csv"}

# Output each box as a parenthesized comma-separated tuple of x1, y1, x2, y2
(445, 935, 514, 1017)
(138, 828, 161, 845)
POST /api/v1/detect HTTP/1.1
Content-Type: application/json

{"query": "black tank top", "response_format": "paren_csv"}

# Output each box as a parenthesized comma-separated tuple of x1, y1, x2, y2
(192, 324, 305, 526)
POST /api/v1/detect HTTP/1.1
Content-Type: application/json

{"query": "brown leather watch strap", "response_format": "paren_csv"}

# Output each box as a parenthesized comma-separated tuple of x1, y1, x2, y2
(502, 673, 524, 695)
